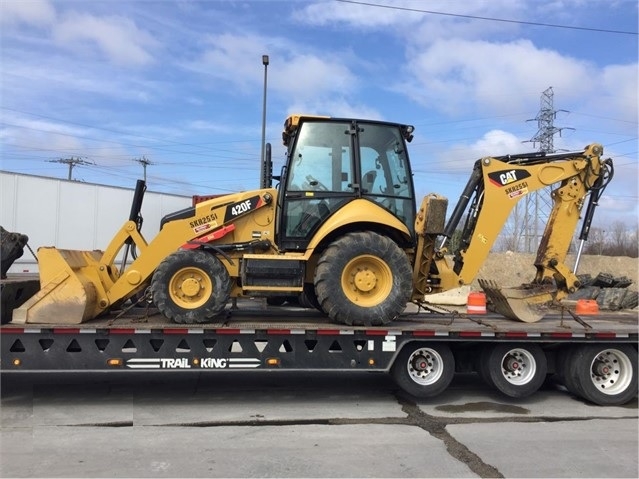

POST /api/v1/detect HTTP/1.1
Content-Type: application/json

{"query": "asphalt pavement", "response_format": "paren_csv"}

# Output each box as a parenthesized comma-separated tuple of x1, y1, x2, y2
(1, 371, 637, 478)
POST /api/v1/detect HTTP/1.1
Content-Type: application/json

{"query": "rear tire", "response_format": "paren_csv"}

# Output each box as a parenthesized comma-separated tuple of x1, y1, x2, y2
(479, 343, 547, 398)
(314, 231, 412, 326)
(266, 297, 287, 306)
(391, 343, 455, 398)
(151, 250, 231, 324)
(567, 344, 637, 406)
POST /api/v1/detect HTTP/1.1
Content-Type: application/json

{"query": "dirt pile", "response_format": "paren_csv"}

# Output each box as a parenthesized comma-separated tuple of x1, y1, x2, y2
(473, 253, 638, 288)
(473, 252, 639, 310)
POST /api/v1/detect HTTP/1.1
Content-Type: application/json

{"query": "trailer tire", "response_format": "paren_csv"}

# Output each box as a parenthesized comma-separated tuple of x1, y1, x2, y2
(151, 250, 231, 324)
(566, 344, 637, 406)
(314, 231, 412, 326)
(391, 343, 455, 398)
(479, 343, 547, 398)
(557, 346, 585, 397)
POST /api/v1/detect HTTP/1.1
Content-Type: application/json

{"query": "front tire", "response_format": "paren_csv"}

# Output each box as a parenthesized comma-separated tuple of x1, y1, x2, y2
(151, 249, 231, 324)
(314, 231, 412, 326)
(391, 343, 455, 398)
(479, 343, 547, 398)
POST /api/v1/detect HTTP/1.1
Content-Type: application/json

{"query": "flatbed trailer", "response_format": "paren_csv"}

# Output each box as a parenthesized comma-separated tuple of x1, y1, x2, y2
(2, 296, 637, 406)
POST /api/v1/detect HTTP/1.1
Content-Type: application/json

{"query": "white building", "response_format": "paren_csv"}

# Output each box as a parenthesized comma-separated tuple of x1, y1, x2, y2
(1, 172, 192, 273)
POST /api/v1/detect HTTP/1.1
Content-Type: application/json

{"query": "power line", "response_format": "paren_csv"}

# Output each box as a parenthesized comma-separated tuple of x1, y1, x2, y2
(335, 0, 638, 35)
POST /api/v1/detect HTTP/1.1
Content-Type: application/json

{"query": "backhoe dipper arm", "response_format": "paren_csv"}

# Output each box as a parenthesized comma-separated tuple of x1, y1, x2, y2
(426, 143, 611, 321)
(532, 147, 612, 288)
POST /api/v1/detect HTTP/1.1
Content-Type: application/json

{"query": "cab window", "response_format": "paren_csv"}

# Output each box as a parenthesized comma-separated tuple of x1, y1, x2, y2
(359, 123, 415, 231)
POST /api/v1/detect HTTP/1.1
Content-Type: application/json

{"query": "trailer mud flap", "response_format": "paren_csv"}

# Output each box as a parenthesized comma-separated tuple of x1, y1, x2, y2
(12, 248, 104, 324)
(479, 279, 553, 323)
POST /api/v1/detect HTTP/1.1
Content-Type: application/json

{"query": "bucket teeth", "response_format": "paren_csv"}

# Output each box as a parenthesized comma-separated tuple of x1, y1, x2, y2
(478, 279, 553, 323)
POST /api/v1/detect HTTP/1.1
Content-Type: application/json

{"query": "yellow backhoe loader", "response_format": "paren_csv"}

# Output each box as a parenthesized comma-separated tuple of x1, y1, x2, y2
(13, 115, 613, 326)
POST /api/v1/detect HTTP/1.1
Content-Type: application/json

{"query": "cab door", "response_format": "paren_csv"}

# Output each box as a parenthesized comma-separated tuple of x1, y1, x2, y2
(278, 120, 356, 251)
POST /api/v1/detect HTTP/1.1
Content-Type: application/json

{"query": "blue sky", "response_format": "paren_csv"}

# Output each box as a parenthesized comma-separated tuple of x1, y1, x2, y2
(1, 0, 637, 228)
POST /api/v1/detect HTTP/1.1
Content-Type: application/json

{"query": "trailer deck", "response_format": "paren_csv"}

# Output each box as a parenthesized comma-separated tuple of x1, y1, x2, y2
(1, 300, 636, 371)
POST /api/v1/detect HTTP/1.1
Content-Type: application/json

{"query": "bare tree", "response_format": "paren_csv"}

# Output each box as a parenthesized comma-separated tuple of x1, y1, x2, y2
(609, 221, 629, 256)
(584, 227, 607, 255)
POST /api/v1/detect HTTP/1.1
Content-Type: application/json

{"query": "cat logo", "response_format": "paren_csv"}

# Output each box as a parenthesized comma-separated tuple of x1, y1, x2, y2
(488, 169, 531, 187)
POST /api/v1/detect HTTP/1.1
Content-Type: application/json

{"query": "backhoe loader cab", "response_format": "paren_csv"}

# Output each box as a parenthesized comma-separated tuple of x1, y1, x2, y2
(276, 116, 417, 251)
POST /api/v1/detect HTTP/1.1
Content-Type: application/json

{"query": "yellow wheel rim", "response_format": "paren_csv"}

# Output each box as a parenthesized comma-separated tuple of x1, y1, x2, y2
(341, 254, 393, 307)
(169, 266, 212, 309)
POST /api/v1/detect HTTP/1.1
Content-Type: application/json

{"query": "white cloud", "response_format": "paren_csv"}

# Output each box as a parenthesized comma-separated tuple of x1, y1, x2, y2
(275, 55, 357, 100)
(293, 0, 528, 43)
(188, 33, 358, 102)
(0, 0, 56, 26)
(286, 98, 382, 120)
(468, 130, 527, 157)
(598, 63, 639, 124)
(1, 54, 163, 104)
(52, 12, 157, 66)
(1, 116, 86, 162)
(292, 0, 424, 27)
(402, 39, 595, 116)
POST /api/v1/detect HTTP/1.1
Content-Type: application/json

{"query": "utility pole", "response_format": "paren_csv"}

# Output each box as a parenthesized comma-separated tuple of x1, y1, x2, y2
(47, 157, 93, 180)
(520, 86, 574, 252)
(133, 156, 154, 181)
(260, 54, 269, 189)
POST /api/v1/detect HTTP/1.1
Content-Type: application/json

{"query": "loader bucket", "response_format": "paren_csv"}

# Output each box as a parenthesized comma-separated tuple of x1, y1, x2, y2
(12, 247, 107, 324)
(478, 279, 554, 323)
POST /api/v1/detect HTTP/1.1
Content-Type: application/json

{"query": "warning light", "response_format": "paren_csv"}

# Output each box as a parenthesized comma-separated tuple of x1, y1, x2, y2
(266, 358, 281, 367)
(107, 358, 123, 367)
(12, 358, 21, 367)
(368, 358, 376, 366)
(193, 358, 200, 365)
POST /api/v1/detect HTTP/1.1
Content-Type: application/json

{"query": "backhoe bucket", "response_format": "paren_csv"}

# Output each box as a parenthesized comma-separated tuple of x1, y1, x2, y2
(12, 247, 107, 324)
(478, 279, 554, 323)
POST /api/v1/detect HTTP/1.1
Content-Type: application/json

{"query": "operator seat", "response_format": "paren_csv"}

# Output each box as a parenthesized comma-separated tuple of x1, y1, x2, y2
(362, 170, 377, 194)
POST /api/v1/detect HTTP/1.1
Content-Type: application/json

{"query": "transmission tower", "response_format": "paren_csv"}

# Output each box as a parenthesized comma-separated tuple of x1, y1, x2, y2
(133, 156, 154, 181)
(47, 157, 93, 180)
(517, 87, 574, 252)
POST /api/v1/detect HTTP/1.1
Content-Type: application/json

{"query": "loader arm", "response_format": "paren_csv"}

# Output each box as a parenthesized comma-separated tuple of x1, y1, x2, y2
(413, 143, 613, 322)
(14, 187, 277, 324)
(101, 189, 277, 310)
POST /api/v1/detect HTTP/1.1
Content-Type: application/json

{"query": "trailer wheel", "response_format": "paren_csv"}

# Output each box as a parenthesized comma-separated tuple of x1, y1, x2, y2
(479, 343, 547, 398)
(391, 343, 455, 398)
(314, 231, 412, 326)
(151, 250, 231, 324)
(556, 346, 585, 397)
(567, 344, 637, 406)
